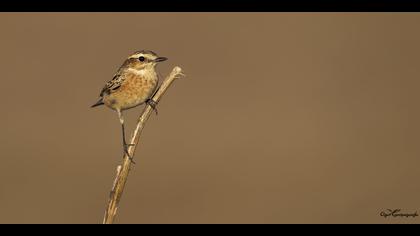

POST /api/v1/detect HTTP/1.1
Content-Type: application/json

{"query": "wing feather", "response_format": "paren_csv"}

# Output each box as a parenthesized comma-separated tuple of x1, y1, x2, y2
(99, 73, 125, 97)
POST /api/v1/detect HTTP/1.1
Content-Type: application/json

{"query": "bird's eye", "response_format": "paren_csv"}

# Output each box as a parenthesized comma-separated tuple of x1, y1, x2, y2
(139, 56, 145, 62)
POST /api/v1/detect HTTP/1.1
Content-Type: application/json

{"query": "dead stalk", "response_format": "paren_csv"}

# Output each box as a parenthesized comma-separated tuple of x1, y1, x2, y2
(103, 66, 185, 224)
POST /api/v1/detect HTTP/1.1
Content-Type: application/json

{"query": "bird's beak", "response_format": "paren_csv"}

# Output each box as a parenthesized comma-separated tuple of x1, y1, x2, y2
(155, 57, 168, 62)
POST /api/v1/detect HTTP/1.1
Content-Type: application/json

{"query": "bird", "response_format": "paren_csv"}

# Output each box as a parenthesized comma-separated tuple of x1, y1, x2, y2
(91, 50, 167, 162)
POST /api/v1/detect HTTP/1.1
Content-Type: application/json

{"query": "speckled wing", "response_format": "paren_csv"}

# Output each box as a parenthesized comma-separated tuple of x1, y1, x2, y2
(99, 73, 126, 97)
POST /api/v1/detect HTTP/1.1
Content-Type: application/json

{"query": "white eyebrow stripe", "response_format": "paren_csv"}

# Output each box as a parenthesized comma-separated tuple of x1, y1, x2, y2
(128, 53, 144, 59)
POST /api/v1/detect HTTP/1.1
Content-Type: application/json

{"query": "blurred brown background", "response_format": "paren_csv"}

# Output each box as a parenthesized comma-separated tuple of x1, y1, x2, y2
(0, 13, 419, 224)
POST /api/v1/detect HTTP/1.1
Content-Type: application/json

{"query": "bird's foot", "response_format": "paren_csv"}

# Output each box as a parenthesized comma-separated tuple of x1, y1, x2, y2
(146, 99, 158, 115)
(123, 143, 136, 164)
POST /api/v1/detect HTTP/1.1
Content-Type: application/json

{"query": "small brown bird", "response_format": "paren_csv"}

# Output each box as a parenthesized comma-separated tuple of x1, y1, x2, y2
(91, 50, 167, 161)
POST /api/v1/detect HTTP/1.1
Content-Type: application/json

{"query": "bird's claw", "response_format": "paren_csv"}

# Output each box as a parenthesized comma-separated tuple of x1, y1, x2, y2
(146, 99, 158, 115)
(123, 143, 136, 164)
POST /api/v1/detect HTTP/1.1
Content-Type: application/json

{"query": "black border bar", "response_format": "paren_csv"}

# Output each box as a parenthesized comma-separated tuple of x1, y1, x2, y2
(1, 0, 420, 12)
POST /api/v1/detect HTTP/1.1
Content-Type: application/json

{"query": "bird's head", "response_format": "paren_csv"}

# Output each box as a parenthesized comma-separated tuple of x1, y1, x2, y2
(124, 50, 167, 71)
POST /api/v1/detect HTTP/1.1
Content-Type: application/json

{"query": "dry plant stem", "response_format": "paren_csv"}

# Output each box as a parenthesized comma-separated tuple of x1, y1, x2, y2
(103, 66, 185, 224)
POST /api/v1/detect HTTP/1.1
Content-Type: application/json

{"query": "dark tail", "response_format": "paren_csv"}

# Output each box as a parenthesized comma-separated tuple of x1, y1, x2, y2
(91, 98, 104, 108)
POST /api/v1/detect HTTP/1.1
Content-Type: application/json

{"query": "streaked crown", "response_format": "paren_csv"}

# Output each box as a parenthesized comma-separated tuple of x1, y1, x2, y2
(121, 50, 168, 71)
(128, 50, 167, 63)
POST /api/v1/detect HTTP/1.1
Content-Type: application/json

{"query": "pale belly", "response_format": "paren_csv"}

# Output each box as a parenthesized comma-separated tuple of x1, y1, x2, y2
(103, 78, 157, 111)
